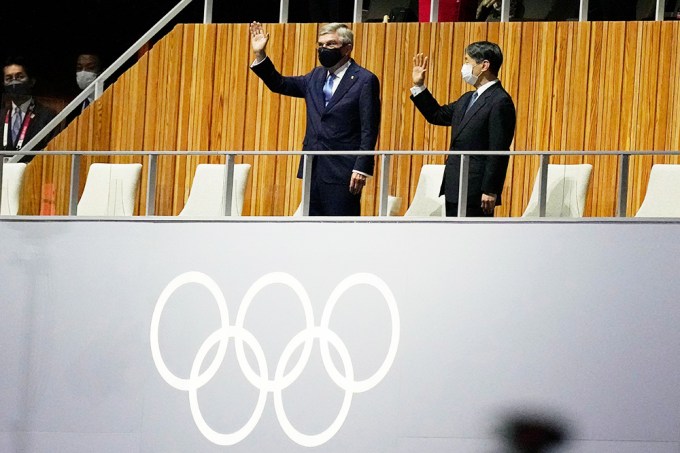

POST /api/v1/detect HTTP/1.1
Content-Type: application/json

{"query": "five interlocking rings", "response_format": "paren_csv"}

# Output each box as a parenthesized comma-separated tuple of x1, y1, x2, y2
(150, 271, 400, 447)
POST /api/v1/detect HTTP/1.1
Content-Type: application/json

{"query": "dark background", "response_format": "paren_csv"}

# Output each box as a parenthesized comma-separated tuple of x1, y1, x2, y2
(1, 0, 354, 99)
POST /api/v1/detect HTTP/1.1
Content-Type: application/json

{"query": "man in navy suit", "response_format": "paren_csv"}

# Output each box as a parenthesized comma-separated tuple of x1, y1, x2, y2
(410, 41, 516, 217)
(250, 22, 381, 216)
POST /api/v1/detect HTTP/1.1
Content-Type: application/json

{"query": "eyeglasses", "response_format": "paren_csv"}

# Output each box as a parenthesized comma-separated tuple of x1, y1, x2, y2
(4, 73, 28, 84)
(317, 41, 344, 50)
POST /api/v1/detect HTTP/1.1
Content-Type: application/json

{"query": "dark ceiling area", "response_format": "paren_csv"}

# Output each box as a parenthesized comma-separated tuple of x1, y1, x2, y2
(2, 0, 354, 99)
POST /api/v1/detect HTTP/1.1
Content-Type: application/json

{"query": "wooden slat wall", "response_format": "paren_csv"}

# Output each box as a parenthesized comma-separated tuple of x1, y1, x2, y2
(21, 21, 680, 217)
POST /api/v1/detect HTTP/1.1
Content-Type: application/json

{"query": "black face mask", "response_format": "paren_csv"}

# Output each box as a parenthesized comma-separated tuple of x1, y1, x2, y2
(318, 47, 345, 68)
(4, 81, 32, 98)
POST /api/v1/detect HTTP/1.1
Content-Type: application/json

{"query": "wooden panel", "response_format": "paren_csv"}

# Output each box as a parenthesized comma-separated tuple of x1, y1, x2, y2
(21, 22, 680, 219)
(497, 21, 523, 217)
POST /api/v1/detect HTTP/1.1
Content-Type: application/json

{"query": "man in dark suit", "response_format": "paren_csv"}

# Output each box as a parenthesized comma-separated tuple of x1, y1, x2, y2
(250, 22, 381, 216)
(410, 41, 516, 217)
(2, 57, 57, 163)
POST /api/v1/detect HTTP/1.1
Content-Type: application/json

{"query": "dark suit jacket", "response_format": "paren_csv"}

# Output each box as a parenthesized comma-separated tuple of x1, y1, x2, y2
(1, 99, 57, 163)
(411, 82, 516, 206)
(251, 57, 381, 185)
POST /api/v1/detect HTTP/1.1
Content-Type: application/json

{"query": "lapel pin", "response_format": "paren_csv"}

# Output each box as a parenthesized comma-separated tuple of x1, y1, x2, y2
(351, 75, 354, 80)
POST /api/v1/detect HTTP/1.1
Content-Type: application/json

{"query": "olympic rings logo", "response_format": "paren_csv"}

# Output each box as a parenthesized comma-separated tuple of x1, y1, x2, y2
(150, 271, 400, 447)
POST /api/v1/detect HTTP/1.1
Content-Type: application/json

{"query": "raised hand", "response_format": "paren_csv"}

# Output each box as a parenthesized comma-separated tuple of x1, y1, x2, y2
(412, 53, 429, 87)
(250, 21, 270, 60)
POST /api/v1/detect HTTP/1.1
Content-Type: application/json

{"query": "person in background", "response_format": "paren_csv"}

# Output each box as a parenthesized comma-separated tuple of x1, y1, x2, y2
(1, 57, 57, 163)
(249, 22, 381, 216)
(75, 53, 102, 111)
(476, 0, 525, 20)
(410, 42, 516, 217)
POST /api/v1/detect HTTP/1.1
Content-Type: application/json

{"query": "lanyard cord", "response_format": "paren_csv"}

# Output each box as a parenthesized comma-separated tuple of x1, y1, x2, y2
(3, 101, 34, 150)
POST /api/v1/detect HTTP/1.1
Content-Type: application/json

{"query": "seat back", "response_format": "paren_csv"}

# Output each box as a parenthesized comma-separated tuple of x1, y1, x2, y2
(1, 163, 27, 215)
(179, 164, 251, 217)
(404, 164, 446, 217)
(387, 195, 402, 216)
(635, 164, 680, 217)
(77, 163, 142, 216)
(523, 164, 592, 217)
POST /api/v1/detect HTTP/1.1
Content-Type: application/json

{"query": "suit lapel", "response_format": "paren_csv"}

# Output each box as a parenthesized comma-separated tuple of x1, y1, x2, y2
(324, 62, 360, 111)
(311, 68, 327, 116)
(453, 83, 501, 141)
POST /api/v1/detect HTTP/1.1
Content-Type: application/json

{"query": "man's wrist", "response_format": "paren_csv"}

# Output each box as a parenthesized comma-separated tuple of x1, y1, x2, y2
(410, 85, 427, 97)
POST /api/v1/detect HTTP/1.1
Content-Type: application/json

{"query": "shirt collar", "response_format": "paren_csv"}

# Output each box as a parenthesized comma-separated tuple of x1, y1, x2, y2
(11, 98, 33, 114)
(329, 59, 352, 81)
(475, 79, 498, 98)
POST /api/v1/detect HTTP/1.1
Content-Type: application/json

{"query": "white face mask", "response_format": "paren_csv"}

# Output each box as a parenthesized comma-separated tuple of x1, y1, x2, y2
(461, 63, 479, 86)
(76, 71, 98, 90)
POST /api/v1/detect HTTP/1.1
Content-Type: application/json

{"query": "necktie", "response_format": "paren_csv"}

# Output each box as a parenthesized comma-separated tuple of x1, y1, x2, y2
(465, 91, 479, 115)
(323, 73, 336, 106)
(11, 106, 22, 143)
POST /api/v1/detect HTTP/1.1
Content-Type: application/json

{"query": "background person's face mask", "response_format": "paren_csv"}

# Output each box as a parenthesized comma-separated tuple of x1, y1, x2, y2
(76, 70, 98, 90)
(4, 80, 33, 99)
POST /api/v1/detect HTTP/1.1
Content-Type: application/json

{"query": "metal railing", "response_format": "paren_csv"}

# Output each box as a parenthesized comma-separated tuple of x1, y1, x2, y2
(2, 150, 679, 218)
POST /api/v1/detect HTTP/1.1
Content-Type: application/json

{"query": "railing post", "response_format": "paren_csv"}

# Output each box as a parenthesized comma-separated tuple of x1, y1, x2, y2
(146, 154, 157, 216)
(0, 161, 4, 212)
(617, 154, 630, 217)
(94, 80, 104, 100)
(500, 0, 511, 22)
(301, 154, 313, 216)
(457, 154, 469, 217)
(579, 0, 589, 21)
(378, 153, 390, 216)
(279, 0, 289, 23)
(655, 0, 665, 20)
(223, 155, 235, 216)
(353, 0, 364, 22)
(69, 155, 81, 216)
(204, 0, 213, 24)
(538, 154, 549, 217)
(430, 0, 439, 22)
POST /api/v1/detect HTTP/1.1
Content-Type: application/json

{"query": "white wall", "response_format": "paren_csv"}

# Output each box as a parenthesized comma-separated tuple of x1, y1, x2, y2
(1, 219, 679, 452)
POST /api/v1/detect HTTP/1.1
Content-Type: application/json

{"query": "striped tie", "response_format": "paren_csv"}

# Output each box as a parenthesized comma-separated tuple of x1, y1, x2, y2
(11, 106, 22, 143)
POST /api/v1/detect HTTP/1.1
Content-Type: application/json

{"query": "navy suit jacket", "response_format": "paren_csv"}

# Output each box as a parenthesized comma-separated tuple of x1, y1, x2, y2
(251, 57, 381, 184)
(411, 82, 516, 205)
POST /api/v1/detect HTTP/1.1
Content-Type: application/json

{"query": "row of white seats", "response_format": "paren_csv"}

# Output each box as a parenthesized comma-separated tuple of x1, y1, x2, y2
(0, 163, 251, 217)
(2, 162, 679, 217)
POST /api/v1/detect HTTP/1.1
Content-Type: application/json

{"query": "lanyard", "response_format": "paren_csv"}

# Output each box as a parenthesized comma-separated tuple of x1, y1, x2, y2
(3, 102, 34, 150)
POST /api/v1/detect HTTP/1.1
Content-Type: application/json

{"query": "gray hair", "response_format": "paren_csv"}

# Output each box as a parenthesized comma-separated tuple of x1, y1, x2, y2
(319, 23, 354, 46)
